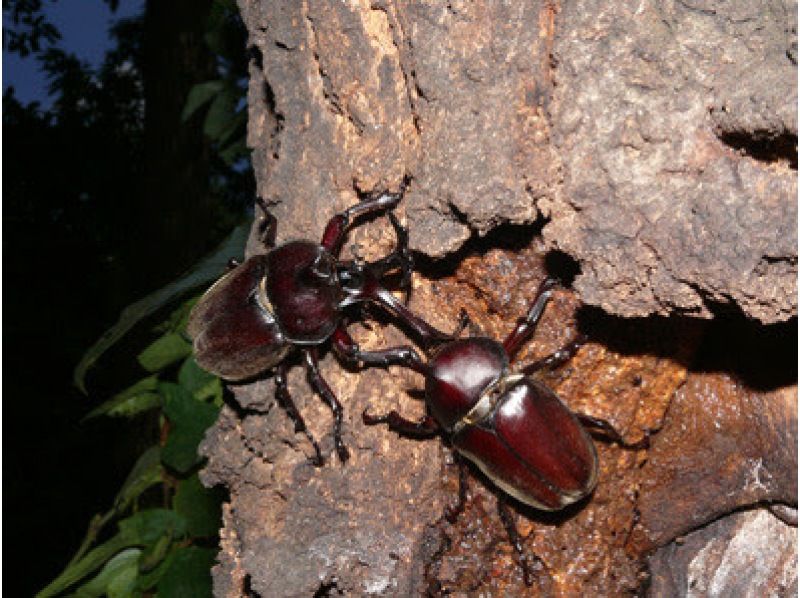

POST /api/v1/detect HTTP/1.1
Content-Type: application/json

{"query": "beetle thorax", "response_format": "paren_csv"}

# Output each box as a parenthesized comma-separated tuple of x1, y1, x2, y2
(266, 241, 340, 344)
(425, 337, 510, 430)
(452, 373, 524, 435)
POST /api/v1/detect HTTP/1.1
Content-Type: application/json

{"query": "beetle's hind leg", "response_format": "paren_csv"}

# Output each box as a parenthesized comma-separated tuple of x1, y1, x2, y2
(576, 413, 651, 450)
(497, 498, 545, 587)
(304, 348, 350, 463)
(443, 454, 470, 522)
(275, 363, 324, 466)
(519, 336, 651, 450)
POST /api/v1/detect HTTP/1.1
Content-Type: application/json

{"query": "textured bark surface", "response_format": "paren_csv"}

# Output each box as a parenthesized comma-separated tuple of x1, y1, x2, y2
(200, 0, 797, 596)
(647, 509, 797, 597)
(545, 0, 798, 324)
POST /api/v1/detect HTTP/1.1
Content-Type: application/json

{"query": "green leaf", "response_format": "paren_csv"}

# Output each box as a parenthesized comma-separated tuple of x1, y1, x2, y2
(113, 446, 163, 512)
(36, 534, 130, 598)
(134, 547, 177, 591)
(106, 553, 139, 598)
(161, 383, 219, 473)
(181, 79, 224, 122)
(178, 357, 218, 398)
(157, 546, 216, 598)
(215, 107, 246, 148)
(203, 86, 237, 140)
(195, 376, 223, 404)
(174, 474, 224, 538)
(139, 529, 174, 573)
(168, 295, 200, 335)
(218, 136, 248, 166)
(205, 0, 242, 59)
(71, 548, 142, 598)
(84, 375, 161, 420)
(118, 509, 187, 546)
(73, 222, 250, 393)
(137, 332, 193, 372)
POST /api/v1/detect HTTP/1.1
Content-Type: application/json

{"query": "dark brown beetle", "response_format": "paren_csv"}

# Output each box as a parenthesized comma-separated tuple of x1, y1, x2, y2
(362, 278, 647, 584)
(188, 186, 450, 465)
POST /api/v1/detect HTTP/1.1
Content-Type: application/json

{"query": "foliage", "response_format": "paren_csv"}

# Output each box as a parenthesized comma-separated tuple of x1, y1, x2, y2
(183, 0, 249, 166)
(37, 298, 226, 598)
(73, 221, 250, 393)
(4, 1, 252, 595)
(3, 0, 61, 56)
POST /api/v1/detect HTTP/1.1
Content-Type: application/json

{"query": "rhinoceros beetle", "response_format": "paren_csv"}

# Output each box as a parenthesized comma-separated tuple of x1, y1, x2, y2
(362, 278, 648, 584)
(188, 185, 451, 465)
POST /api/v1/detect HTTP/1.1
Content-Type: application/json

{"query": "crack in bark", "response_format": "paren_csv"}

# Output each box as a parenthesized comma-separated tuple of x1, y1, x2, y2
(716, 130, 798, 170)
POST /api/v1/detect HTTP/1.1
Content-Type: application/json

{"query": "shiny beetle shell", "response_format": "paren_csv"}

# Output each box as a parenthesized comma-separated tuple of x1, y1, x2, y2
(188, 240, 341, 380)
(188, 256, 290, 381)
(265, 240, 339, 344)
(424, 337, 599, 510)
(425, 337, 508, 430)
(451, 377, 598, 510)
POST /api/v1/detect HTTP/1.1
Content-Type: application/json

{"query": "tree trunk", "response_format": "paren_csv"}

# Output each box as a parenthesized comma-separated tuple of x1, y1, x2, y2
(138, 0, 219, 288)
(201, 1, 797, 595)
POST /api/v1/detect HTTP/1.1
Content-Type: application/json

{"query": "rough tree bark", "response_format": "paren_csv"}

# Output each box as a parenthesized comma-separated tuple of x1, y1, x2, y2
(201, 1, 797, 596)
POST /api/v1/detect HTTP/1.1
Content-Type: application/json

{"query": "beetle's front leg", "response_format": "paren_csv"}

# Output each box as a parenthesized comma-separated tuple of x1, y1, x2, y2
(502, 278, 559, 360)
(304, 348, 350, 463)
(361, 409, 441, 438)
(363, 212, 413, 301)
(320, 183, 407, 255)
(255, 196, 277, 247)
(331, 326, 427, 373)
(519, 335, 586, 375)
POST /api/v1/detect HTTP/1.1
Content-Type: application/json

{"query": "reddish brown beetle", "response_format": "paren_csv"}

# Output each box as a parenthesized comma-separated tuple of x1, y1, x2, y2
(188, 186, 450, 465)
(362, 278, 647, 583)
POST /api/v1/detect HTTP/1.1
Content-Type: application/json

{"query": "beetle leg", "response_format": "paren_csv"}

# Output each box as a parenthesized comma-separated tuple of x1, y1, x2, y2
(255, 196, 277, 247)
(519, 335, 586, 375)
(362, 408, 441, 438)
(497, 498, 540, 587)
(502, 278, 559, 360)
(444, 454, 470, 523)
(361, 211, 414, 302)
(332, 326, 428, 373)
(387, 212, 413, 302)
(275, 363, 324, 466)
(304, 348, 350, 463)
(320, 182, 408, 255)
(576, 414, 651, 450)
(452, 308, 476, 338)
(364, 285, 455, 351)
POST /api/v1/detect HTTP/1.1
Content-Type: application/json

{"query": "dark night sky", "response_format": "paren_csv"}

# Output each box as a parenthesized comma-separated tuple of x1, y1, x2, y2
(4, 2, 145, 594)
(3, 0, 144, 107)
